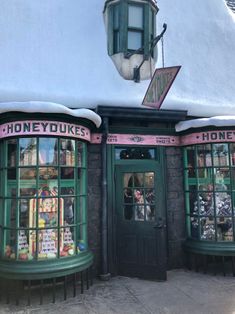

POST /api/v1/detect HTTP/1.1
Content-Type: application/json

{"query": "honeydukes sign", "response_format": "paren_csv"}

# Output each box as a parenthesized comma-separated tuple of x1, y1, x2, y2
(0, 120, 91, 141)
(142, 66, 181, 109)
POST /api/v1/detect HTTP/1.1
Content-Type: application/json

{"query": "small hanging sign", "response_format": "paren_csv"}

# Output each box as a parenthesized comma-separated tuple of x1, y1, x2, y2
(142, 66, 181, 109)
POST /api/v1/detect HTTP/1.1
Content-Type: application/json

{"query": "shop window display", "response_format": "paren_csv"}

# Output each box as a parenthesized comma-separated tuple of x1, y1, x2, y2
(184, 143, 235, 242)
(0, 137, 87, 261)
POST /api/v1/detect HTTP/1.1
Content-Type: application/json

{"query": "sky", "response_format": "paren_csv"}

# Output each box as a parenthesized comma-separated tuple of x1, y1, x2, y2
(0, 0, 234, 118)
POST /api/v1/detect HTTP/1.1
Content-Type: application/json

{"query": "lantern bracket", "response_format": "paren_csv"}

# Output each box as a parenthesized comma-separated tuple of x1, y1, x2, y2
(125, 23, 167, 83)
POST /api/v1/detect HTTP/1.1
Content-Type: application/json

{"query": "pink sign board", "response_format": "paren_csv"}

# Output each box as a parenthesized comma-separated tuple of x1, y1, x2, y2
(0, 121, 91, 141)
(91, 130, 235, 147)
(142, 66, 181, 109)
(181, 130, 235, 146)
(91, 133, 179, 146)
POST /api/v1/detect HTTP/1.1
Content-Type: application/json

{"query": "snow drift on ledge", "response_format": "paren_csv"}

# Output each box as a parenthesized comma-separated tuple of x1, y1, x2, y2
(0, 102, 102, 128)
(175, 116, 235, 132)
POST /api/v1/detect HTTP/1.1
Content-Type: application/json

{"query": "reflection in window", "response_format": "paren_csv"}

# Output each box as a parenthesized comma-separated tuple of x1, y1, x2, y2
(123, 172, 155, 222)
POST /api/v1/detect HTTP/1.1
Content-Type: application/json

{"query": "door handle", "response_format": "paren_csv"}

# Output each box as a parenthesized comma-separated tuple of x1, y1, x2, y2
(153, 218, 166, 229)
(153, 223, 164, 229)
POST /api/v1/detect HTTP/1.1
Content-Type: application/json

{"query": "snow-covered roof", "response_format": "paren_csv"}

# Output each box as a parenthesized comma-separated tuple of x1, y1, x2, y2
(0, 102, 102, 128)
(176, 116, 235, 132)
(0, 1, 234, 118)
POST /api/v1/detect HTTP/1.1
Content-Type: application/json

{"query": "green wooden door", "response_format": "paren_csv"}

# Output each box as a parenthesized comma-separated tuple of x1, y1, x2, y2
(115, 164, 167, 280)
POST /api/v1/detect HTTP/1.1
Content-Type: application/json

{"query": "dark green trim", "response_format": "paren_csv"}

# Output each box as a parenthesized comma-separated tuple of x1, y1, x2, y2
(103, 0, 159, 14)
(184, 239, 235, 256)
(0, 251, 93, 280)
(96, 106, 187, 123)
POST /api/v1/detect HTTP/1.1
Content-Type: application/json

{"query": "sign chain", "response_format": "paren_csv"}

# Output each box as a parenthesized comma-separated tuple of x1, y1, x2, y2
(161, 36, 165, 68)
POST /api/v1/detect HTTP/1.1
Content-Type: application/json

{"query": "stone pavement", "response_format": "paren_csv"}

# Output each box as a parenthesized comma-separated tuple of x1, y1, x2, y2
(1, 269, 235, 314)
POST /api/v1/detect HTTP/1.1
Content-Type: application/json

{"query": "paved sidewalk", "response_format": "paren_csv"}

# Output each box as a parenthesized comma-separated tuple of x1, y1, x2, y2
(1, 269, 235, 314)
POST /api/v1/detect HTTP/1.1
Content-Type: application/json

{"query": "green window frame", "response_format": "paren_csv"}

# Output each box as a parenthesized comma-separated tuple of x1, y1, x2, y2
(107, 1, 156, 57)
(0, 137, 88, 261)
(184, 143, 235, 242)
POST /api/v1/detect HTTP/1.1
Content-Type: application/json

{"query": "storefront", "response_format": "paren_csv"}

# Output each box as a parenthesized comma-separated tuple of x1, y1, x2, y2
(2, 106, 235, 304)
(176, 118, 235, 274)
(0, 109, 101, 304)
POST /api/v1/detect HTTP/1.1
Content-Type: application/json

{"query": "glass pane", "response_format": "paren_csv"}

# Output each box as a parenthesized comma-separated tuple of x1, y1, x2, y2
(215, 168, 230, 191)
(134, 189, 149, 221)
(215, 192, 232, 216)
(213, 144, 229, 167)
(60, 187, 75, 196)
(7, 168, 16, 180)
(113, 5, 119, 29)
(230, 143, 235, 166)
(186, 191, 197, 215)
(79, 196, 86, 224)
(123, 188, 134, 220)
(77, 224, 87, 253)
(114, 30, 120, 53)
(18, 230, 35, 260)
(19, 138, 37, 166)
(128, 5, 143, 28)
(64, 196, 75, 225)
(115, 147, 155, 160)
(39, 138, 58, 166)
(7, 139, 17, 167)
(133, 173, 144, 187)
(145, 189, 155, 221)
(38, 229, 58, 259)
(4, 229, 16, 259)
(198, 168, 213, 185)
(145, 172, 154, 188)
(61, 226, 75, 257)
(19, 199, 30, 228)
(7, 185, 16, 198)
(128, 31, 142, 50)
(186, 146, 195, 169)
(39, 167, 58, 180)
(77, 142, 84, 167)
(217, 217, 233, 241)
(60, 139, 75, 166)
(200, 217, 215, 240)
(190, 217, 199, 239)
(5, 199, 17, 228)
(20, 187, 37, 197)
(197, 144, 212, 167)
(61, 167, 74, 180)
(198, 191, 214, 216)
(38, 198, 58, 227)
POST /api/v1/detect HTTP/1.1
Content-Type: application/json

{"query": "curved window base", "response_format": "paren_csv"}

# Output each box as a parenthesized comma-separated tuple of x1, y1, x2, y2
(0, 261, 93, 305)
(184, 239, 235, 276)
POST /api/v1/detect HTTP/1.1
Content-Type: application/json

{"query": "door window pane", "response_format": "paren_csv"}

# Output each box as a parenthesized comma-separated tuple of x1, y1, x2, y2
(123, 172, 155, 222)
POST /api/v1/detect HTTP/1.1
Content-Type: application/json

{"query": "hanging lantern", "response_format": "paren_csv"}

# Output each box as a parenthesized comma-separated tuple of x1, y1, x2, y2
(103, 0, 159, 81)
